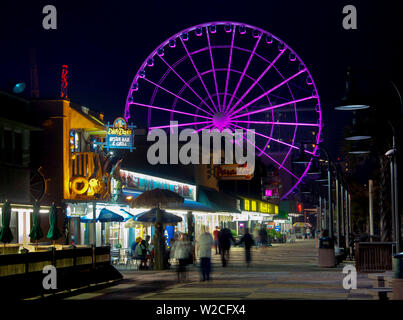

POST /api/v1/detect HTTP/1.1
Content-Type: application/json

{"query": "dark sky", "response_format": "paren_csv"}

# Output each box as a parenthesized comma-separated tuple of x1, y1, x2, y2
(1, 0, 402, 160)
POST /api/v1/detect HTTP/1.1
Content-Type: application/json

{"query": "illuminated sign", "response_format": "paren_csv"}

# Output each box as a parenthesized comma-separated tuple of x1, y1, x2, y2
(106, 117, 135, 152)
(242, 198, 278, 214)
(298, 203, 303, 212)
(120, 169, 196, 201)
(244, 199, 250, 211)
(215, 163, 254, 180)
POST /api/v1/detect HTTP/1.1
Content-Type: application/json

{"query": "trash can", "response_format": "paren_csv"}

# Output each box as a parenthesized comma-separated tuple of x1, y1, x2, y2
(318, 236, 335, 267)
(392, 253, 403, 300)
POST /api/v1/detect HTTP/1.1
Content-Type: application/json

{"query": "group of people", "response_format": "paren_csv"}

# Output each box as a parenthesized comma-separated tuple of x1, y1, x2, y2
(131, 235, 152, 269)
(130, 225, 258, 281)
(170, 226, 256, 283)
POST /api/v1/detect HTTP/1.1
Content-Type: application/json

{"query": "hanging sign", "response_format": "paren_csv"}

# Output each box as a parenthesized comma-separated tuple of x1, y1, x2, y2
(106, 117, 135, 152)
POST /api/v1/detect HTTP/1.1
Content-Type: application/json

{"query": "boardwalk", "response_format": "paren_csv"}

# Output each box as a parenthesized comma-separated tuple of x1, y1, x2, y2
(64, 239, 374, 300)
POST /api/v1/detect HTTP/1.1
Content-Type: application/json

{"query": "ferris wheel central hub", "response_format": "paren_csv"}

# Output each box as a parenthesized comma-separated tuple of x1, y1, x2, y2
(212, 112, 230, 131)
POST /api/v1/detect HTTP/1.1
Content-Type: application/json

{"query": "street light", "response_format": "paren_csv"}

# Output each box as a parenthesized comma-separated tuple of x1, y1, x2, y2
(336, 69, 402, 252)
(335, 68, 370, 111)
(348, 142, 370, 155)
(345, 118, 371, 141)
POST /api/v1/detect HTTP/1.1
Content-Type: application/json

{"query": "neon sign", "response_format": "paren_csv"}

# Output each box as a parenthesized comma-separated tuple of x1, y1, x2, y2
(120, 169, 196, 201)
(106, 117, 135, 152)
(242, 198, 278, 214)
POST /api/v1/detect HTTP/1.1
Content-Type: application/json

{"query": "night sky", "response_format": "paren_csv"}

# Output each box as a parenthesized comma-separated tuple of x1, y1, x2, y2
(1, 0, 402, 160)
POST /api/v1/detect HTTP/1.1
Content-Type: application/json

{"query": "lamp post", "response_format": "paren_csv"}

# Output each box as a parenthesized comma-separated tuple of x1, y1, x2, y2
(336, 69, 402, 252)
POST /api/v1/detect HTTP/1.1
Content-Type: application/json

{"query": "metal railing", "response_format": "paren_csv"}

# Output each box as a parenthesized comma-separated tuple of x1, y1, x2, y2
(355, 242, 393, 272)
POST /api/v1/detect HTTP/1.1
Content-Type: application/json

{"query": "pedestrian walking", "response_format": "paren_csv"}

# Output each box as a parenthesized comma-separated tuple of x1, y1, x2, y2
(171, 233, 192, 282)
(213, 226, 221, 255)
(197, 227, 213, 281)
(259, 227, 268, 247)
(239, 228, 255, 267)
(253, 227, 260, 248)
(218, 227, 234, 267)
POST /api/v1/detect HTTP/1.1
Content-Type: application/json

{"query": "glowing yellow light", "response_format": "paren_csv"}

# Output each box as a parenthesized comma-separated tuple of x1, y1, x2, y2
(126, 196, 133, 201)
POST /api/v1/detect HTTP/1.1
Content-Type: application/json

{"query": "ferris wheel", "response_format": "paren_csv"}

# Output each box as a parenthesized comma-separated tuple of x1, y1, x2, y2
(124, 22, 322, 199)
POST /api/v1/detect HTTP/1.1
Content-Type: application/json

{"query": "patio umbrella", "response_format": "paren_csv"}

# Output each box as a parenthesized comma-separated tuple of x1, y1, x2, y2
(130, 188, 184, 209)
(0, 200, 14, 253)
(130, 189, 184, 270)
(98, 208, 124, 223)
(47, 203, 62, 245)
(29, 201, 43, 246)
(98, 208, 124, 247)
(133, 208, 182, 226)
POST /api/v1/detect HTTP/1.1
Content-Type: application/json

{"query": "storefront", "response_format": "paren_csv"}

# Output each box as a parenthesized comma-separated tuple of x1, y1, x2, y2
(238, 197, 279, 235)
(0, 203, 51, 246)
(66, 169, 241, 249)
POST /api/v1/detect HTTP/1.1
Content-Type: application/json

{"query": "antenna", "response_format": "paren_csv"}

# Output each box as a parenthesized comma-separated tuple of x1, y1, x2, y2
(61, 65, 68, 99)
(30, 48, 40, 98)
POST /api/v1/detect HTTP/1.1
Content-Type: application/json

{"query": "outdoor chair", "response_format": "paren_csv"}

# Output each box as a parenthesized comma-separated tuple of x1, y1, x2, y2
(125, 249, 140, 270)
(110, 249, 121, 266)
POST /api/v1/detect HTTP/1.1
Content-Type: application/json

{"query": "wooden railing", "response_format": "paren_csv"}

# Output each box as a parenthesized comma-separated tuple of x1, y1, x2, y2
(355, 242, 393, 273)
(0, 246, 122, 299)
(70, 152, 96, 178)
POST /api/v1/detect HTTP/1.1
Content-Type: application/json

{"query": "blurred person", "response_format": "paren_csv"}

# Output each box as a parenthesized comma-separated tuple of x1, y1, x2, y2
(213, 226, 221, 255)
(259, 227, 268, 247)
(197, 227, 214, 281)
(253, 227, 260, 248)
(171, 233, 192, 282)
(218, 227, 235, 267)
(239, 228, 255, 267)
(135, 239, 147, 270)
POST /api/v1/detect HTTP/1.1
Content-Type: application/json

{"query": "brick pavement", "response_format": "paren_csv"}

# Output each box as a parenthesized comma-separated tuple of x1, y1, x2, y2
(64, 239, 374, 300)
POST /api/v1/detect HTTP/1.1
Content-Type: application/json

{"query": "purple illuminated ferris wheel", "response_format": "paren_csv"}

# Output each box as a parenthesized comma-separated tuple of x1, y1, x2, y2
(124, 22, 322, 199)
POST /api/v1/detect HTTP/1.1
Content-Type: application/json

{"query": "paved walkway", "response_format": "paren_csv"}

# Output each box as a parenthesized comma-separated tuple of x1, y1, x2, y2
(65, 240, 374, 300)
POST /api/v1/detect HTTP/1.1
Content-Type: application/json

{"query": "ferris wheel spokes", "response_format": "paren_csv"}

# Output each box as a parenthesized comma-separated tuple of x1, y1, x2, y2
(230, 95, 317, 120)
(131, 101, 212, 120)
(227, 125, 300, 180)
(149, 120, 213, 130)
(157, 55, 216, 114)
(222, 26, 236, 111)
(228, 68, 308, 118)
(205, 26, 222, 112)
(142, 77, 214, 117)
(230, 122, 300, 151)
(179, 37, 218, 113)
(225, 48, 287, 115)
(225, 34, 262, 113)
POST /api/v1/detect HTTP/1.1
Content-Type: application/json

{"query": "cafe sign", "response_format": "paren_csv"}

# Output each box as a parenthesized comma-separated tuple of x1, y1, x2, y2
(106, 117, 135, 152)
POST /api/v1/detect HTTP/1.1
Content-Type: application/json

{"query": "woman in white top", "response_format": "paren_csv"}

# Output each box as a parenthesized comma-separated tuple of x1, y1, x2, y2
(197, 227, 213, 281)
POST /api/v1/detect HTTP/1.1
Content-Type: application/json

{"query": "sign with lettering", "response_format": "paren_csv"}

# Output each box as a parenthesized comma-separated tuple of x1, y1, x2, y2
(242, 197, 278, 214)
(120, 169, 196, 201)
(106, 117, 135, 151)
(214, 163, 253, 180)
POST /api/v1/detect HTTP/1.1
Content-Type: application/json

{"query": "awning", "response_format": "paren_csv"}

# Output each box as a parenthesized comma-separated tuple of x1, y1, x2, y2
(197, 186, 241, 213)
